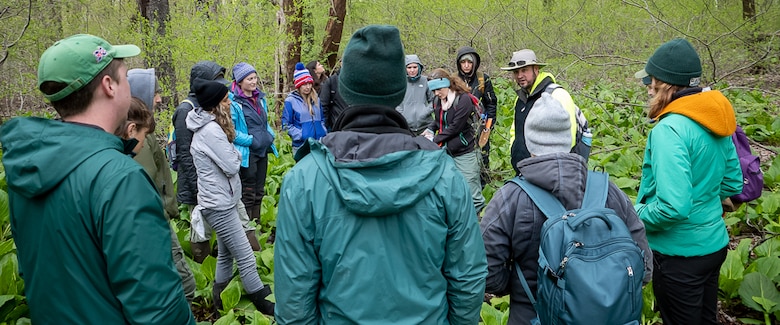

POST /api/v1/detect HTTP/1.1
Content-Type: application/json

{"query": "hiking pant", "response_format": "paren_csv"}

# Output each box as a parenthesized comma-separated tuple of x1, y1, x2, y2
(452, 150, 485, 214)
(202, 205, 264, 294)
(189, 201, 253, 243)
(652, 246, 727, 325)
(239, 154, 268, 217)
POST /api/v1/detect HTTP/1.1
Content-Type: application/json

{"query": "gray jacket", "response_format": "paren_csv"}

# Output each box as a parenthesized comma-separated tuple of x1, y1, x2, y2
(480, 153, 652, 325)
(186, 107, 242, 210)
(396, 55, 434, 133)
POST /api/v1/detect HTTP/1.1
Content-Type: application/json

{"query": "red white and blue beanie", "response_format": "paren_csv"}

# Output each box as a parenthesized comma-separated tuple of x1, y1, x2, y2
(293, 62, 313, 89)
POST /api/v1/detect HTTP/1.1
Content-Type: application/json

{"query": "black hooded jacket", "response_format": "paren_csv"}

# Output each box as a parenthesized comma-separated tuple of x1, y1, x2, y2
(456, 46, 497, 120)
(172, 61, 226, 205)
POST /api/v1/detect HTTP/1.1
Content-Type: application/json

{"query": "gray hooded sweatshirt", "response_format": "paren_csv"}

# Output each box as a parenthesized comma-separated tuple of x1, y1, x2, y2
(186, 107, 242, 210)
(396, 54, 434, 133)
(128, 68, 157, 110)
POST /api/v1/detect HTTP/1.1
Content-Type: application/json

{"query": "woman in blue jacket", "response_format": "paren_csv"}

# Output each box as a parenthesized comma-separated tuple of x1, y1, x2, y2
(283, 62, 327, 155)
(634, 38, 742, 325)
(230, 62, 277, 225)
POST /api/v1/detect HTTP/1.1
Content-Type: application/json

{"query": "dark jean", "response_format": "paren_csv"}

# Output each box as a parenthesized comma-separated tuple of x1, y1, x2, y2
(239, 154, 268, 214)
(653, 246, 727, 325)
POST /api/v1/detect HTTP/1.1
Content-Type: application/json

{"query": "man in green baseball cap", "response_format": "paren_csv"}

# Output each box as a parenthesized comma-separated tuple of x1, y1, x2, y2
(0, 34, 195, 324)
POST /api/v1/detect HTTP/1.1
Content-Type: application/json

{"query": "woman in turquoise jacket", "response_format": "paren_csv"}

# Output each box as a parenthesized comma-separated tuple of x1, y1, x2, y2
(634, 38, 742, 325)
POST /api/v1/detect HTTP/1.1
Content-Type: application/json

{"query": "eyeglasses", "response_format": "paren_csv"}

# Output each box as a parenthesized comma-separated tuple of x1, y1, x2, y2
(506, 60, 527, 67)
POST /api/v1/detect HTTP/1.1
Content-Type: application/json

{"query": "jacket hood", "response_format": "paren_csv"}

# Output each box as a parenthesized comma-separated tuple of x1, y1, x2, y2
(655, 89, 736, 137)
(517, 152, 588, 209)
(405, 55, 424, 80)
(128, 68, 157, 110)
(309, 131, 444, 217)
(456, 46, 481, 77)
(189, 61, 226, 94)
(185, 107, 216, 132)
(0, 118, 124, 198)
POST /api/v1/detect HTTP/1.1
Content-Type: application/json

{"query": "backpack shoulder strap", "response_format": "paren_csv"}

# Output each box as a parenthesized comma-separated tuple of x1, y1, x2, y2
(508, 176, 567, 218)
(581, 171, 610, 209)
(478, 74, 485, 93)
(544, 83, 561, 94)
(181, 99, 195, 108)
(515, 262, 538, 306)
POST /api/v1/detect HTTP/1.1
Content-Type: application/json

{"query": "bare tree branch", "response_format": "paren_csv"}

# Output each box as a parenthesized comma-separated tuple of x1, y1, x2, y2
(0, 0, 32, 68)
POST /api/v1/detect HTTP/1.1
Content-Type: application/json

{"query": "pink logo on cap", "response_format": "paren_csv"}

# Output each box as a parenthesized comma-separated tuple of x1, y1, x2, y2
(93, 46, 108, 63)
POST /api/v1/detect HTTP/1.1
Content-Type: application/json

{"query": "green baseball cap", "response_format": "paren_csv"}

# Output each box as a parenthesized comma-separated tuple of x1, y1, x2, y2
(37, 34, 141, 102)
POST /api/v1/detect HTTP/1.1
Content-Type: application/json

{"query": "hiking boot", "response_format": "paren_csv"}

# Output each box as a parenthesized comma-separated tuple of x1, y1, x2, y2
(248, 286, 275, 316)
(212, 281, 229, 312)
(191, 241, 211, 264)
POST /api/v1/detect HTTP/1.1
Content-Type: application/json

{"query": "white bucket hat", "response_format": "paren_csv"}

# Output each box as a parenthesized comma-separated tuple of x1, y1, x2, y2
(501, 49, 547, 71)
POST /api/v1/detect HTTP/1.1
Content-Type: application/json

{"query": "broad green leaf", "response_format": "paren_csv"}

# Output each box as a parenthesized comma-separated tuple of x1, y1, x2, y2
(201, 256, 217, 283)
(760, 193, 780, 214)
(213, 310, 240, 325)
(739, 272, 780, 313)
(0, 190, 8, 226)
(220, 280, 242, 312)
(736, 238, 752, 265)
(720, 249, 745, 299)
(15, 318, 31, 325)
(749, 257, 780, 281)
(754, 236, 780, 258)
(738, 318, 766, 324)
(246, 310, 271, 325)
(479, 302, 505, 325)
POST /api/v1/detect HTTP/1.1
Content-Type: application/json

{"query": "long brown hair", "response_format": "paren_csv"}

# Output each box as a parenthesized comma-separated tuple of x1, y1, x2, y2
(211, 99, 236, 143)
(648, 78, 686, 119)
(428, 68, 470, 94)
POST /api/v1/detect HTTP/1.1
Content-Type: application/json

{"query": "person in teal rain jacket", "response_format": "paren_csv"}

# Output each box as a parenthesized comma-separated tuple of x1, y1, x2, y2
(634, 38, 742, 325)
(273, 25, 487, 325)
(0, 34, 194, 324)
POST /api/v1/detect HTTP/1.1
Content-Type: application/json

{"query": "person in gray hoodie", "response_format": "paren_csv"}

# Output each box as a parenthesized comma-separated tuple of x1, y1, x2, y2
(395, 54, 434, 135)
(480, 96, 651, 325)
(128, 68, 196, 304)
(187, 78, 275, 315)
(173, 60, 258, 262)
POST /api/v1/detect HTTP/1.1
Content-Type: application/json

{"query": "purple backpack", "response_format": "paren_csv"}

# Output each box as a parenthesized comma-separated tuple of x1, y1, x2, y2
(731, 125, 764, 203)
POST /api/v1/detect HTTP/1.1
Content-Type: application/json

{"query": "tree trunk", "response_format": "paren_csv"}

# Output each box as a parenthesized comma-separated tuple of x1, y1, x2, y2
(742, 0, 755, 20)
(283, 0, 303, 84)
(320, 0, 346, 72)
(136, 0, 177, 111)
(278, 0, 303, 112)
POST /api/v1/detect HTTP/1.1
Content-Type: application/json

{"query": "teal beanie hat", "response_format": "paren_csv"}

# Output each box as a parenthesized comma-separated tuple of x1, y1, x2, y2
(641, 38, 702, 87)
(338, 25, 406, 107)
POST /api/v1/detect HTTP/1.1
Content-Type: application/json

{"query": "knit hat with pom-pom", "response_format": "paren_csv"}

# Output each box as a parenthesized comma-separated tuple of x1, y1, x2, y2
(293, 62, 313, 89)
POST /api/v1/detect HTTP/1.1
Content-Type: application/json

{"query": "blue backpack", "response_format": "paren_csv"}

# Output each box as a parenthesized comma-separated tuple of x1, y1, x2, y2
(509, 171, 644, 325)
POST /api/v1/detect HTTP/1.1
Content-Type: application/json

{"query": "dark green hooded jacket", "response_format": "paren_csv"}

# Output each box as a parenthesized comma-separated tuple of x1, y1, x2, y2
(0, 117, 194, 324)
(274, 105, 487, 325)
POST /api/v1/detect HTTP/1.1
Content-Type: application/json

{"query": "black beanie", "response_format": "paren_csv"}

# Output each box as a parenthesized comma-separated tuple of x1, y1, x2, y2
(338, 25, 406, 107)
(194, 78, 228, 111)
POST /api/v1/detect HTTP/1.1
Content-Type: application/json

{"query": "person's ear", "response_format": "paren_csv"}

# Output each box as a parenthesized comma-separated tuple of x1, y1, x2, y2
(126, 122, 138, 138)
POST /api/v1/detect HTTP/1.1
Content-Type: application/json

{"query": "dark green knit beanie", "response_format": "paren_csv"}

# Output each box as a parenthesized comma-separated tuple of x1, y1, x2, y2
(643, 38, 702, 87)
(338, 25, 406, 107)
